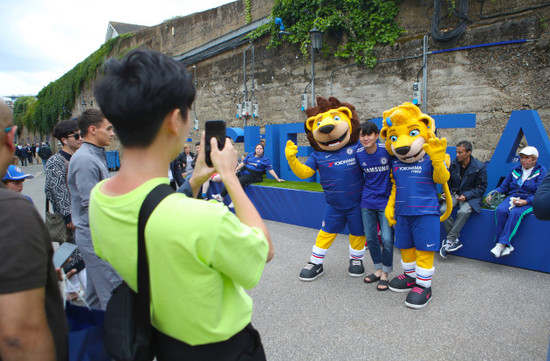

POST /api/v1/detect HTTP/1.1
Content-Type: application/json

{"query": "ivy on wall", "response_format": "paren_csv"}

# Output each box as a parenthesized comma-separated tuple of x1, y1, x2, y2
(245, 0, 252, 24)
(247, 0, 403, 66)
(12, 96, 37, 133)
(17, 33, 134, 134)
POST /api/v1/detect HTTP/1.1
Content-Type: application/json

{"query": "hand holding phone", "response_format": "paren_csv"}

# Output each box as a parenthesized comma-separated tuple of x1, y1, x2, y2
(53, 242, 78, 269)
(204, 120, 226, 167)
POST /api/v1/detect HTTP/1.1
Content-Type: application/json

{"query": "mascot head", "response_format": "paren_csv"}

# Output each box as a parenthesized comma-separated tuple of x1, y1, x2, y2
(380, 102, 436, 164)
(304, 96, 360, 152)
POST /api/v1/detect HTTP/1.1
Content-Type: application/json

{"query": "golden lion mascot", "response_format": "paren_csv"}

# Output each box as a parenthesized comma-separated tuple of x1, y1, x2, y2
(285, 96, 366, 281)
(380, 102, 452, 308)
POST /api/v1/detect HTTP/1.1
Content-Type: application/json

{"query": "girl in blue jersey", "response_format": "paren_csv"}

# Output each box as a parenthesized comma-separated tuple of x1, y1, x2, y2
(355, 121, 394, 291)
(213, 144, 283, 206)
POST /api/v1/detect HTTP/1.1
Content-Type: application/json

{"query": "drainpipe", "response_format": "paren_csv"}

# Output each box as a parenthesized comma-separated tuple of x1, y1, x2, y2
(422, 34, 428, 114)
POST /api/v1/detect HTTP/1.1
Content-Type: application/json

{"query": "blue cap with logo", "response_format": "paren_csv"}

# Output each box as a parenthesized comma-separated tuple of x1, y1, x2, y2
(3, 165, 34, 181)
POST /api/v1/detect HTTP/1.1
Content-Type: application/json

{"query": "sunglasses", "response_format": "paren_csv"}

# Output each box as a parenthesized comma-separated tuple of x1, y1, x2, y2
(68, 133, 82, 140)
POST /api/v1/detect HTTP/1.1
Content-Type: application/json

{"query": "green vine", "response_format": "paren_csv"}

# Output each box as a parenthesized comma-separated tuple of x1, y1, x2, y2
(247, 0, 403, 66)
(18, 33, 135, 134)
(12, 96, 36, 131)
(245, 0, 252, 24)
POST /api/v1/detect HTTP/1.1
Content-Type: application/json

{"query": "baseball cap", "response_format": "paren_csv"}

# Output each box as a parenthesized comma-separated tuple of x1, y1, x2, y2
(3, 165, 34, 181)
(519, 146, 539, 158)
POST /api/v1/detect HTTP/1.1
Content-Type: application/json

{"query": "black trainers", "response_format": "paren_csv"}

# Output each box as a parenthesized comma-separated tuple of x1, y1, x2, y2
(405, 285, 432, 309)
(447, 238, 463, 252)
(388, 273, 416, 293)
(348, 259, 365, 277)
(299, 262, 324, 281)
(439, 239, 449, 258)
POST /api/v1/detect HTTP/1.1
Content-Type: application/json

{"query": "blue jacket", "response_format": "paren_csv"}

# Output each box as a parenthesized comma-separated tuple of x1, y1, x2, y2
(533, 172, 550, 220)
(448, 156, 487, 213)
(496, 163, 547, 205)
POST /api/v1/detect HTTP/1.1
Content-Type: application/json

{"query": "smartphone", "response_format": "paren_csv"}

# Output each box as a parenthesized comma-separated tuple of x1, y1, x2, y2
(53, 242, 78, 269)
(204, 120, 226, 167)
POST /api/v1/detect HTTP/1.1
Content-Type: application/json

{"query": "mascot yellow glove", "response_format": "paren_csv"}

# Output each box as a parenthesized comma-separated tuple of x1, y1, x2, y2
(422, 134, 450, 185)
(285, 140, 316, 179)
(384, 173, 397, 226)
(422, 133, 452, 221)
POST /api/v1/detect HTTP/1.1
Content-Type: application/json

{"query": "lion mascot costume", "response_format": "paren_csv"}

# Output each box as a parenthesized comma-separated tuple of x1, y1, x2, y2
(285, 96, 366, 281)
(380, 102, 452, 309)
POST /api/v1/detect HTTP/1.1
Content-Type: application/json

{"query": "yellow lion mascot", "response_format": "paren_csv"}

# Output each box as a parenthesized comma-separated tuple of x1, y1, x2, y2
(380, 102, 452, 309)
(285, 96, 366, 281)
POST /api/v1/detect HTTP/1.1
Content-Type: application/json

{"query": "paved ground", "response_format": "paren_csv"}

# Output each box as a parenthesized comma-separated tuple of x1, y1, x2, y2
(20, 162, 550, 361)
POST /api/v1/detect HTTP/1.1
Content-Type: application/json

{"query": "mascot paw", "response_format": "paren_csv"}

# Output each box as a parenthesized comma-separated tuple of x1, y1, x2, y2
(422, 136, 447, 163)
(285, 140, 298, 160)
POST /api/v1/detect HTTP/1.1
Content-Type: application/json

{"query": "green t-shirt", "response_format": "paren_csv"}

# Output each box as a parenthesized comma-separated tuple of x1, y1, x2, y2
(89, 178, 269, 345)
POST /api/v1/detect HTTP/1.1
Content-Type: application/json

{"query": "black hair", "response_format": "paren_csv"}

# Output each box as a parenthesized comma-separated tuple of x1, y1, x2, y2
(94, 48, 196, 148)
(53, 118, 79, 142)
(457, 140, 473, 153)
(78, 109, 105, 137)
(359, 120, 379, 135)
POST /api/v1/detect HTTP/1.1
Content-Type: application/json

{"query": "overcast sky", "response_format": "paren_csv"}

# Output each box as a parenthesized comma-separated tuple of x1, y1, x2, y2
(0, 0, 235, 97)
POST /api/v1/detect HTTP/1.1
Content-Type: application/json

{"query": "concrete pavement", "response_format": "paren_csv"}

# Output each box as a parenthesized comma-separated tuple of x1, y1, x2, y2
(19, 162, 550, 361)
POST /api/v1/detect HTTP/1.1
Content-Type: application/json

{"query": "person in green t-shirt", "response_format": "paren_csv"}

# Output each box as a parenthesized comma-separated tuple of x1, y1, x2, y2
(89, 49, 273, 360)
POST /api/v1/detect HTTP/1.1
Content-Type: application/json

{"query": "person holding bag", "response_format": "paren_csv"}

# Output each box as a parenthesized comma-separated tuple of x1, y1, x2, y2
(89, 49, 274, 360)
(45, 118, 87, 300)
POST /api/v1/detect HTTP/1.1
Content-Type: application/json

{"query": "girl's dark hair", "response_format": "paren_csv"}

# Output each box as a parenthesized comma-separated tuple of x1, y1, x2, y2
(359, 120, 379, 135)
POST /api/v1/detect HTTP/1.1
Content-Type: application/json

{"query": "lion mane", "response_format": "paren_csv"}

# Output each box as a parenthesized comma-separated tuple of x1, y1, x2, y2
(304, 96, 360, 152)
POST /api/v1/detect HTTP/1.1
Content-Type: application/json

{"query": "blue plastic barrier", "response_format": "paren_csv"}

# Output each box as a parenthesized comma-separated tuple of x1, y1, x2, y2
(245, 185, 550, 273)
(440, 209, 550, 273)
(105, 151, 120, 170)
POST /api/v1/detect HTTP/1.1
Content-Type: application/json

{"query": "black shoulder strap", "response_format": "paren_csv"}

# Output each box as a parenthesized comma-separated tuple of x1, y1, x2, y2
(136, 183, 174, 326)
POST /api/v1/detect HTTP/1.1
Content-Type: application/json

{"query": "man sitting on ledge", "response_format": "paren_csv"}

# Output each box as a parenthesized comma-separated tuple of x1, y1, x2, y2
(439, 140, 487, 258)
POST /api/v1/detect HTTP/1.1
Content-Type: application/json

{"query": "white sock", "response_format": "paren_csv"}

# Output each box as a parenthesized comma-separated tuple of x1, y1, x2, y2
(402, 260, 417, 279)
(416, 266, 435, 288)
(310, 246, 328, 265)
(349, 245, 366, 260)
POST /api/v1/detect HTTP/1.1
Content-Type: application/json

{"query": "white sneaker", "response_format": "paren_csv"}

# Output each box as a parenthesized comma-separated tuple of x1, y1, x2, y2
(501, 245, 515, 257)
(212, 194, 223, 202)
(490, 243, 505, 258)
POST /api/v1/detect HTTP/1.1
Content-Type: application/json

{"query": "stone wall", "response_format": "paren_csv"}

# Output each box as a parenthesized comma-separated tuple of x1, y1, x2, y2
(68, 0, 550, 159)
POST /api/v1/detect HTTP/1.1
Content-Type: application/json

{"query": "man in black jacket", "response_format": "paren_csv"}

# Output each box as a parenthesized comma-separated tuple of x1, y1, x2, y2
(440, 141, 488, 257)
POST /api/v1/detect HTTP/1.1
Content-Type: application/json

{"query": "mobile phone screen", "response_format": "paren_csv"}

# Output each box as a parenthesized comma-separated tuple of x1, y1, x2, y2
(53, 242, 78, 269)
(205, 120, 226, 167)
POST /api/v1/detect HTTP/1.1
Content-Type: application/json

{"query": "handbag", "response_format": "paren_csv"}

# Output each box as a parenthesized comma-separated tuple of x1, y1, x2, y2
(103, 184, 174, 361)
(65, 300, 110, 361)
(45, 199, 70, 244)
(61, 272, 110, 361)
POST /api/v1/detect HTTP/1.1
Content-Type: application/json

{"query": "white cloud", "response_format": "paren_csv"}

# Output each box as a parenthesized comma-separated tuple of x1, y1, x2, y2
(0, 0, 236, 96)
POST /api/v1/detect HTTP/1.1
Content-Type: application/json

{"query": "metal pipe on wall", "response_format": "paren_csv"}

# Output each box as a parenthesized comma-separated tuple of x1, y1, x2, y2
(422, 34, 428, 114)
(251, 44, 255, 123)
(311, 48, 315, 106)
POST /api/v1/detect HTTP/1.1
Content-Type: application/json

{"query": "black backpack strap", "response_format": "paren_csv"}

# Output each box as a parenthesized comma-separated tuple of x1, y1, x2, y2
(136, 183, 174, 333)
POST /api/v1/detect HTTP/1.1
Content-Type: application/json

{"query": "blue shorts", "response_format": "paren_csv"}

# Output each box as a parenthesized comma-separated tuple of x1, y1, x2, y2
(321, 204, 365, 236)
(394, 214, 439, 252)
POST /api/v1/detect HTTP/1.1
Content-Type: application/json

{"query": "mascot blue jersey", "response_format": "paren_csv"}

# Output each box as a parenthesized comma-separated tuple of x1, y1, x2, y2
(355, 143, 392, 209)
(241, 154, 273, 174)
(305, 142, 363, 210)
(391, 155, 439, 216)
